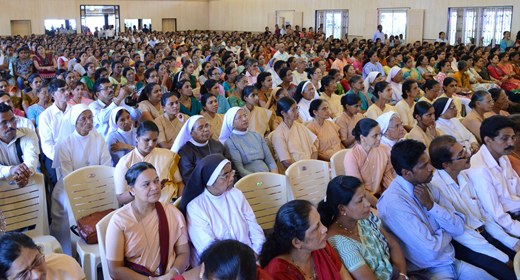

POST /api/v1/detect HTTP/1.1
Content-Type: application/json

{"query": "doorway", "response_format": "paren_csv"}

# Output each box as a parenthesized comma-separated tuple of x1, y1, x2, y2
(80, 5, 120, 33)
(11, 20, 31, 36)
(316, 10, 349, 39)
(162, 18, 177, 33)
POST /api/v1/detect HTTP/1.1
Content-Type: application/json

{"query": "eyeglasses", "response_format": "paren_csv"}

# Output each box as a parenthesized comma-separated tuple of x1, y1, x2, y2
(288, 106, 300, 114)
(218, 169, 235, 181)
(450, 148, 468, 162)
(16, 253, 45, 280)
(77, 115, 94, 123)
(0, 117, 18, 129)
(194, 124, 211, 132)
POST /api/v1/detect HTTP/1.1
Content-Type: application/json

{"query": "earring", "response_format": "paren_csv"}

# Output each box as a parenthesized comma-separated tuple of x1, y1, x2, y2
(343, 213, 346, 215)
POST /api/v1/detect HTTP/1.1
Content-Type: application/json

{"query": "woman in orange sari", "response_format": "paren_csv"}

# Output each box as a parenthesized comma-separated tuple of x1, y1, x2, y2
(488, 53, 520, 94)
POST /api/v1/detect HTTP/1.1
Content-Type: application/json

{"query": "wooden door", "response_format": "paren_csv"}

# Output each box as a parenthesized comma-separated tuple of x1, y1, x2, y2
(407, 9, 425, 43)
(11, 20, 31, 36)
(162, 18, 176, 33)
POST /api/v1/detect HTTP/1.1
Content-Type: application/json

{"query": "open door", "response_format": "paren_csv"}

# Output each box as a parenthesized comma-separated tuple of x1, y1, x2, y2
(364, 10, 377, 40)
(407, 9, 424, 43)
(162, 18, 177, 32)
(11, 20, 31, 36)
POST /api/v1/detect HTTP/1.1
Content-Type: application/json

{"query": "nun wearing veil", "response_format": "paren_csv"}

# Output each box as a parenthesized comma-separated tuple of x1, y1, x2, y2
(433, 97, 480, 154)
(220, 107, 278, 178)
(293, 81, 319, 122)
(376, 111, 406, 148)
(179, 154, 265, 266)
(51, 104, 112, 255)
(386, 66, 404, 103)
(172, 115, 234, 183)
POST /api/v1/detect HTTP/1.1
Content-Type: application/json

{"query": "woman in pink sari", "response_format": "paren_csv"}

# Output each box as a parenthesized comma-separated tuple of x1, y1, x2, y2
(33, 44, 57, 82)
(487, 53, 520, 94)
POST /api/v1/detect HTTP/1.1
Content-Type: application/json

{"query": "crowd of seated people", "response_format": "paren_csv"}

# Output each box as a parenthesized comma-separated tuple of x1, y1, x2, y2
(2, 24, 520, 280)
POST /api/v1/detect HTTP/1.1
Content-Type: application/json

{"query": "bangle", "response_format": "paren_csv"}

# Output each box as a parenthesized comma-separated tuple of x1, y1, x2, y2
(399, 273, 409, 280)
(171, 267, 180, 276)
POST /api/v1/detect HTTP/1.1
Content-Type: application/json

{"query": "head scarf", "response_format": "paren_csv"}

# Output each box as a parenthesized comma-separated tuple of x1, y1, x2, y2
(179, 154, 231, 215)
(52, 104, 91, 168)
(108, 107, 126, 136)
(386, 66, 403, 102)
(376, 111, 400, 135)
(363, 72, 380, 92)
(219, 107, 246, 144)
(432, 97, 452, 120)
(171, 115, 204, 153)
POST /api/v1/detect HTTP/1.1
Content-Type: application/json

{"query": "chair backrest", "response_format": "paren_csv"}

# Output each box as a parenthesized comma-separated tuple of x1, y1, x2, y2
(63, 166, 118, 227)
(235, 172, 287, 230)
(266, 131, 286, 174)
(0, 173, 46, 238)
(285, 159, 329, 205)
(96, 210, 116, 280)
(192, 87, 201, 100)
(330, 149, 349, 179)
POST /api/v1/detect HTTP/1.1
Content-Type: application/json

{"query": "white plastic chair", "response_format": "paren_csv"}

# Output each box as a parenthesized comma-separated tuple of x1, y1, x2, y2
(235, 172, 287, 230)
(96, 210, 116, 280)
(285, 159, 330, 205)
(330, 149, 350, 178)
(0, 173, 62, 254)
(64, 166, 118, 280)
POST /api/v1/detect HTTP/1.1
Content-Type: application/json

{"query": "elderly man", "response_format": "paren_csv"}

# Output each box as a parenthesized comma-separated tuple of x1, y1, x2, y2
(292, 58, 308, 85)
(430, 135, 518, 280)
(466, 115, 520, 238)
(273, 43, 289, 62)
(378, 139, 494, 280)
(0, 103, 39, 188)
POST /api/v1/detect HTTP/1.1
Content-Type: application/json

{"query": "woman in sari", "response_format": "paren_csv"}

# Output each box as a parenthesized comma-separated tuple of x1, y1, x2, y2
(106, 107, 138, 166)
(201, 78, 230, 114)
(347, 75, 375, 112)
(318, 176, 407, 280)
(306, 99, 344, 161)
(114, 121, 185, 205)
(256, 71, 273, 108)
(465, 56, 500, 92)
(33, 44, 57, 82)
(22, 73, 42, 113)
(260, 200, 352, 280)
(80, 62, 97, 95)
(407, 101, 443, 151)
(416, 55, 435, 80)
(176, 79, 203, 116)
(365, 81, 397, 120)
(484, 88, 510, 118)
(336, 94, 365, 148)
(462, 91, 494, 143)
(200, 93, 224, 141)
(488, 53, 520, 94)
(242, 85, 276, 137)
(402, 56, 425, 86)
(107, 162, 189, 280)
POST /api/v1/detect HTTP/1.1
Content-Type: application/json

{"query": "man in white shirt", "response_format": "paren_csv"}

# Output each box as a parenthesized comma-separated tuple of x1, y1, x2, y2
(430, 135, 518, 280)
(466, 115, 520, 238)
(436, 32, 449, 44)
(89, 78, 142, 139)
(292, 58, 308, 85)
(0, 103, 39, 187)
(39, 79, 72, 185)
(273, 43, 289, 62)
(372, 25, 385, 43)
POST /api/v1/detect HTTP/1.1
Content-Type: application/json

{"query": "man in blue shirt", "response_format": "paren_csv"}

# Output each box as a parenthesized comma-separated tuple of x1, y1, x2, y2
(377, 139, 495, 280)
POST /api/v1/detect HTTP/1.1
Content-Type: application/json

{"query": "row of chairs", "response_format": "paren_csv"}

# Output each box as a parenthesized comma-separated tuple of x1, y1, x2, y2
(0, 148, 353, 280)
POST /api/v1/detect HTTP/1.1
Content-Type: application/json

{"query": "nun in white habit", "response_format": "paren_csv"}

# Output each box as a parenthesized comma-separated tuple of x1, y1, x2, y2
(376, 111, 406, 148)
(178, 154, 265, 267)
(220, 107, 278, 177)
(386, 66, 404, 103)
(433, 97, 480, 154)
(293, 81, 319, 122)
(51, 104, 111, 255)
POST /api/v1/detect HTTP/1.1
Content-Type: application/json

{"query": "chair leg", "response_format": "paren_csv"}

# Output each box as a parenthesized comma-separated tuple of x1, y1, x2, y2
(81, 254, 93, 280)
(90, 255, 99, 280)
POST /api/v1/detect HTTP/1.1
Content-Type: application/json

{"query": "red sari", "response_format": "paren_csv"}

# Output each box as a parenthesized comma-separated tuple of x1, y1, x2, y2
(33, 53, 56, 80)
(487, 64, 520, 94)
(264, 242, 342, 280)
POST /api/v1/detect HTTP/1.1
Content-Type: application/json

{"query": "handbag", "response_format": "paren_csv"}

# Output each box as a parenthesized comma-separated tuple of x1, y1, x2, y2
(124, 202, 169, 276)
(70, 208, 115, 244)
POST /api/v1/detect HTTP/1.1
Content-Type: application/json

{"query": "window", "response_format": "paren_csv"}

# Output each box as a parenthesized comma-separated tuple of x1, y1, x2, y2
(44, 19, 77, 32)
(315, 10, 348, 39)
(378, 9, 408, 40)
(447, 6, 512, 46)
(80, 5, 120, 33)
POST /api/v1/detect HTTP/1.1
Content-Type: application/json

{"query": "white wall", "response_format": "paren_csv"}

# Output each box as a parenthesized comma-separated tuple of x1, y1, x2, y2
(208, 0, 520, 40)
(0, 0, 209, 36)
